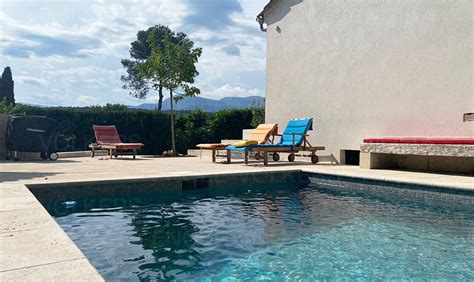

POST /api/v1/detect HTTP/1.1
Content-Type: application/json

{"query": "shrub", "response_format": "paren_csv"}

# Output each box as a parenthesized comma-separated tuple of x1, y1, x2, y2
(207, 109, 253, 141)
(250, 108, 264, 128)
(250, 99, 265, 128)
(175, 110, 211, 153)
(0, 98, 23, 115)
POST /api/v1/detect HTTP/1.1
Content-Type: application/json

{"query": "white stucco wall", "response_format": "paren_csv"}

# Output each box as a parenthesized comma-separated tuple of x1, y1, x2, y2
(263, 0, 473, 162)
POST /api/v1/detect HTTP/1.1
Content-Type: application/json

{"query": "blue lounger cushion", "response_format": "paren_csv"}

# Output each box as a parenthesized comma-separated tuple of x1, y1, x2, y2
(255, 118, 313, 148)
(226, 145, 255, 152)
(255, 144, 293, 147)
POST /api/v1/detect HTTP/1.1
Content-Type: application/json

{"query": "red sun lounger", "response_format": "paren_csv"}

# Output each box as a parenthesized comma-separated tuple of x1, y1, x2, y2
(90, 125, 144, 159)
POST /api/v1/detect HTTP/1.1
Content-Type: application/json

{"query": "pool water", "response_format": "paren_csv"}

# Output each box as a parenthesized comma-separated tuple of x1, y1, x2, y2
(47, 183, 474, 280)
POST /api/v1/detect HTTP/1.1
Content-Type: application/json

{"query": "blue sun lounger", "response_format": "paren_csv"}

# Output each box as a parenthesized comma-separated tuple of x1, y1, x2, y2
(227, 118, 325, 165)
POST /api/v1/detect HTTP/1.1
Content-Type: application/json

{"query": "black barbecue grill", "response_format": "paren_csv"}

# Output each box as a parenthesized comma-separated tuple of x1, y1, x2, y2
(5, 115, 59, 161)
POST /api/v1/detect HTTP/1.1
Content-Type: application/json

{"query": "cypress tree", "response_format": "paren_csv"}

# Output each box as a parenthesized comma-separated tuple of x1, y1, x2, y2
(0, 73, 3, 102)
(1, 67, 15, 104)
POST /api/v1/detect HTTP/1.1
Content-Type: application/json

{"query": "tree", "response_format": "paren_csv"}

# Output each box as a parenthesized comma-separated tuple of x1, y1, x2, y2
(121, 25, 194, 111)
(136, 33, 202, 156)
(0, 67, 15, 105)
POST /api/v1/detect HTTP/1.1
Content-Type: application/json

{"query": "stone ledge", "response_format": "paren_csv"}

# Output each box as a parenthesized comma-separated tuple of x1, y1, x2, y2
(360, 143, 474, 157)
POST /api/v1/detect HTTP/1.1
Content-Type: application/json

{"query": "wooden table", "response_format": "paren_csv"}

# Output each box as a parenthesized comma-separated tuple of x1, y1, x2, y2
(196, 144, 230, 162)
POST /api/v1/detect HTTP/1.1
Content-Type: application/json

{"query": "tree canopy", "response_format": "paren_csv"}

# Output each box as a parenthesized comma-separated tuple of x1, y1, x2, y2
(137, 33, 202, 99)
(121, 25, 200, 111)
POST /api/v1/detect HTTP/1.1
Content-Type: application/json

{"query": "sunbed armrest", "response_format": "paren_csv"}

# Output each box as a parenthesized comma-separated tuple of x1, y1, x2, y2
(290, 133, 311, 147)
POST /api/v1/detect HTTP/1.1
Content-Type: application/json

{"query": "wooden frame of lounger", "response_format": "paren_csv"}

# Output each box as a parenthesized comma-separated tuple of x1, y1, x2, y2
(197, 124, 278, 163)
(229, 133, 325, 165)
(89, 143, 142, 159)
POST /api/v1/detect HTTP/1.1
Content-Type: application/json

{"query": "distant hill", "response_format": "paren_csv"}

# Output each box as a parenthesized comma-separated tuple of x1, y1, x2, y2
(129, 96, 264, 112)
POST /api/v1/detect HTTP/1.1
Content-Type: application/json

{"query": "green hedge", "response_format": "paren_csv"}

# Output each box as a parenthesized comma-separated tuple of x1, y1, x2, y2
(14, 105, 171, 154)
(3, 103, 264, 155)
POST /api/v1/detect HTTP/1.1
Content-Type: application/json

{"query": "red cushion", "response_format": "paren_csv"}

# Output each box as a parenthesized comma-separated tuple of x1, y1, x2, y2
(363, 137, 474, 145)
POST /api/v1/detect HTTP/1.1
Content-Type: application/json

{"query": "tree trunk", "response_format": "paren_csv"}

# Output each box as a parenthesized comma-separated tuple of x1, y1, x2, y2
(169, 89, 176, 157)
(157, 85, 163, 111)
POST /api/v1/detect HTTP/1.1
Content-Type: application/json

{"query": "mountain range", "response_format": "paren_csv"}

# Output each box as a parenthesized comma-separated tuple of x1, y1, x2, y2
(129, 96, 264, 112)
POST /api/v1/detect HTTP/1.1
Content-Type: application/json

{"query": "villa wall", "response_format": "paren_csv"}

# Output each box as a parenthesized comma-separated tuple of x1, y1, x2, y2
(263, 0, 473, 163)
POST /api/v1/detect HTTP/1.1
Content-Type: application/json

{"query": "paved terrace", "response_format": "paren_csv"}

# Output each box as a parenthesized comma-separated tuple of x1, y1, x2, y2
(1, 155, 473, 189)
(1, 156, 473, 280)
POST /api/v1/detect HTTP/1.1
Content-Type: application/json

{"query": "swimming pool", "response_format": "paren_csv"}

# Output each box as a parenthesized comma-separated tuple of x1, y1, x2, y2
(45, 178, 474, 280)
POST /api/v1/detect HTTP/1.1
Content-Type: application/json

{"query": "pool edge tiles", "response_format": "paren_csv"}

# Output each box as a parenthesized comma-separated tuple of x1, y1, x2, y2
(301, 167, 473, 191)
(27, 170, 306, 203)
(26, 169, 474, 208)
(0, 183, 104, 281)
(304, 172, 474, 204)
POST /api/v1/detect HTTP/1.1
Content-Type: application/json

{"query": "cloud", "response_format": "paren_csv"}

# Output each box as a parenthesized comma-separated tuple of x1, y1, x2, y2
(15, 76, 48, 87)
(204, 84, 263, 99)
(222, 45, 240, 56)
(3, 33, 102, 58)
(183, 0, 243, 30)
(2, 48, 30, 58)
(0, 0, 268, 106)
(22, 79, 43, 87)
(76, 95, 97, 106)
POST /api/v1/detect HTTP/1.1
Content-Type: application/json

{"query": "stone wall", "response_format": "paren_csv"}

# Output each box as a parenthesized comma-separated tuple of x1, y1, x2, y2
(360, 143, 474, 158)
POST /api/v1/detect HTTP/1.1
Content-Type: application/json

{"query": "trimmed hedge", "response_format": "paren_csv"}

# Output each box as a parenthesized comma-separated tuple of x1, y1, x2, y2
(14, 105, 171, 154)
(4, 104, 264, 154)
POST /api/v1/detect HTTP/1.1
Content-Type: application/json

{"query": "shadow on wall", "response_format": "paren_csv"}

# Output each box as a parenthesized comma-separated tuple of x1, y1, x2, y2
(265, 0, 304, 26)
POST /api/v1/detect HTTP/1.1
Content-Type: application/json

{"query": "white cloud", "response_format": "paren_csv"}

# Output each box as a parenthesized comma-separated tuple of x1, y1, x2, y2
(76, 95, 97, 106)
(0, 0, 268, 106)
(203, 84, 263, 99)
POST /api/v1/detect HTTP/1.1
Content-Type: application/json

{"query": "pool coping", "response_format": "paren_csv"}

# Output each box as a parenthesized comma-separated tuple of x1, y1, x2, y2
(1, 168, 472, 280)
(26, 169, 304, 189)
(0, 183, 104, 281)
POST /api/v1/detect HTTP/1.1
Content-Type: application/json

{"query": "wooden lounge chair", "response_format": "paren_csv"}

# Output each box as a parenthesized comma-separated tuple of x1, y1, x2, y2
(89, 125, 144, 159)
(196, 123, 278, 162)
(228, 118, 325, 165)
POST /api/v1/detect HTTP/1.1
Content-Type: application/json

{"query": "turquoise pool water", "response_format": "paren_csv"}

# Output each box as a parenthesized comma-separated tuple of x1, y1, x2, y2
(48, 183, 474, 280)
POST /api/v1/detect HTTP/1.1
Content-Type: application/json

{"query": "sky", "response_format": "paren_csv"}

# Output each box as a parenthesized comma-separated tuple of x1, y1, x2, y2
(0, 0, 268, 106)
